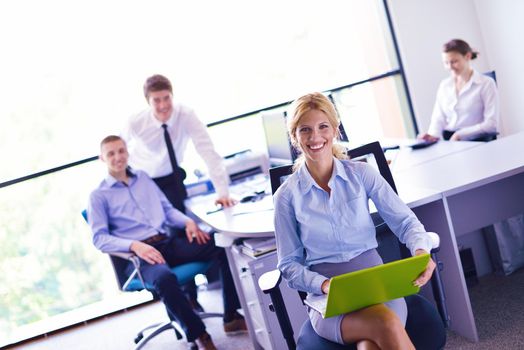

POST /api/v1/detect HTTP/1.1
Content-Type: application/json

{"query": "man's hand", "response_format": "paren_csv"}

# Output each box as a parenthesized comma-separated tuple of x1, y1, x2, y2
(418, 133, 440, 142)
(130, 241, 166, 265)
(215, 196, 237, 208)
(413, 249, 436, 287)
(185, 219, 211, 245)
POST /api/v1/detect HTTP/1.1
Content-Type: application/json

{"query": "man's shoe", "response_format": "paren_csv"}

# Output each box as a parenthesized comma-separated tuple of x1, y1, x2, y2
(195, 332, 217, 350)
(223, 316, 248, 334)
(187, 342, 198, 350)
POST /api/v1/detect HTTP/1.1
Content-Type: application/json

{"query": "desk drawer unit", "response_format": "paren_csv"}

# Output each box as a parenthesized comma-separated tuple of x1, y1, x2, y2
(248, 252, 308, 350)
(231, 245, 308, 350)
(231, 246, 272, 350)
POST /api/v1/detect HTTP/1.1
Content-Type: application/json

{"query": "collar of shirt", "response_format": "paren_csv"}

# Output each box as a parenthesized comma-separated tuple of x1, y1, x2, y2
(147, 104, 180, 129)
(104, 168, 137, 188)
(471, 69, 482, 83)
(297, 157, 350, 193)
(442, 69, 482, 96)
(461, 69, 483, 95)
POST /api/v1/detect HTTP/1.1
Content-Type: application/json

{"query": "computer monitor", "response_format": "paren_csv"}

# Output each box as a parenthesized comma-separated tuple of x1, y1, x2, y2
(327, 93, 349, 142)
(261, 108, 349, 166)
(261, 111, 296, 166)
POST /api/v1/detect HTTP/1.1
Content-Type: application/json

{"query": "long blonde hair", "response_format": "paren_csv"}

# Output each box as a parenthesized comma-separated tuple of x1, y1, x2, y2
(287, 92, 347, 171)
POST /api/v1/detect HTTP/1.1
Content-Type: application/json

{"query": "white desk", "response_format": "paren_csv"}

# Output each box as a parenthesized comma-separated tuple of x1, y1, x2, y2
(388, 139, 482, 173)
(393, 132, 524, 342)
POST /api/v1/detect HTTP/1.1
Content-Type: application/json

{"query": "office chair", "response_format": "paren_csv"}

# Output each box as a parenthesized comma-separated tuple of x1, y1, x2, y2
(484, 70, 497, 83)
(81, 210, 222, 350)
(260, 141, 447, 350)
(466, 70, 499, 142)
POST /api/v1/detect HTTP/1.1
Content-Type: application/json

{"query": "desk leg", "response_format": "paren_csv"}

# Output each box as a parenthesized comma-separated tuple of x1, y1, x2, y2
(223, 242, 264, 350)
(413, 199, 479, 342)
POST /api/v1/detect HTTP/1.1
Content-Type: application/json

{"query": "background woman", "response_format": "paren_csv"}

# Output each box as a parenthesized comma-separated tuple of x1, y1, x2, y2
(419, 38, 499, 142)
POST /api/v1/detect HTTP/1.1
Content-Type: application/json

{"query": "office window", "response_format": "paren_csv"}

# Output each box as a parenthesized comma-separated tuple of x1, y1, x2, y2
(0, 0, 414, 344)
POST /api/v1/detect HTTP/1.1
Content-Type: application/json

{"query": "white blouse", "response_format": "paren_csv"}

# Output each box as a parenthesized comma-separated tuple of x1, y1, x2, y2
(427, 69, 499, 140)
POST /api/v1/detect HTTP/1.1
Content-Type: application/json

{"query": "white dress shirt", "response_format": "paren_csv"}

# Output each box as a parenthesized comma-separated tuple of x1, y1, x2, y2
(122, 102, 230, 197)
(427, 69, 499, 140)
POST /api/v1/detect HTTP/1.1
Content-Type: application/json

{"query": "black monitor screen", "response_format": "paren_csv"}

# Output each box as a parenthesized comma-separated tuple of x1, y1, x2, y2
(261, 112, 294, 165)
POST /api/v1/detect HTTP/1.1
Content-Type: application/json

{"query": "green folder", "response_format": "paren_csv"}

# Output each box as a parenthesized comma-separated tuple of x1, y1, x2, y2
(305, 253, 430, 318)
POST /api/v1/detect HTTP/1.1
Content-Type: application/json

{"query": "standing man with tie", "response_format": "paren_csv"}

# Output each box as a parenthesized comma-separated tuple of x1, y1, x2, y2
(123, 74, 236, 212)
(122, 74, 238, 316)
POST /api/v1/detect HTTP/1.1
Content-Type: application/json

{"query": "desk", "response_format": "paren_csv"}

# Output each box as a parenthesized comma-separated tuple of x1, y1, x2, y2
(388, 139, 482, 173)
(393, 132, 524, 341)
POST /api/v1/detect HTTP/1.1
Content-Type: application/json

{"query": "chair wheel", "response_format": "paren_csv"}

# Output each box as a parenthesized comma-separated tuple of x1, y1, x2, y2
(134, 334, 144, 344)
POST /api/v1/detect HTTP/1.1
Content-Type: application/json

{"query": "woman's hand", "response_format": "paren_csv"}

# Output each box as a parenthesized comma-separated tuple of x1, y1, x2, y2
(450, 133, 461, 141)
(321, 279, 331, 294)
(413, 249, 436, 287)
(418, 133, 440, 142)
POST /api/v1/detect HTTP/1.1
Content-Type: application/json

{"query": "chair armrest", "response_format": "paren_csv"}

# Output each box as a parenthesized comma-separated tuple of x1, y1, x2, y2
(258, 269, 282, 294)
(107, 251, 142, 270)
(257, 269, 297, 349)
(426, 232, 450, 328)
(108, 251, 135, 260)
(106, 251, 145, 290)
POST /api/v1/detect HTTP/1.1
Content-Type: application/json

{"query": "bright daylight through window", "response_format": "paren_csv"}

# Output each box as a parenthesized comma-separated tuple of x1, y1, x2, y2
(0, 0, 413, 345)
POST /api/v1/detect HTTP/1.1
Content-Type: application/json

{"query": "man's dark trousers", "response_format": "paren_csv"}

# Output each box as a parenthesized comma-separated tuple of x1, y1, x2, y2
(125, 235, 240, 342)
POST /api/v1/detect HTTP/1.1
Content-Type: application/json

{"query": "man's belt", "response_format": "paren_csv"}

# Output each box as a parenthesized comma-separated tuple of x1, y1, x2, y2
(141, 233, 168, 245)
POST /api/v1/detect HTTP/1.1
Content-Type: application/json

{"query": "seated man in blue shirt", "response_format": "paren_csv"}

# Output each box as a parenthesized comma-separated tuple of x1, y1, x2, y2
(87, 135, 246, 350)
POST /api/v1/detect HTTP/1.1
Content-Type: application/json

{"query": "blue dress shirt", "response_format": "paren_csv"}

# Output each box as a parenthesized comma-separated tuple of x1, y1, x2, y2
(88, 169, 190, 252)
(274, 158, 433, 295)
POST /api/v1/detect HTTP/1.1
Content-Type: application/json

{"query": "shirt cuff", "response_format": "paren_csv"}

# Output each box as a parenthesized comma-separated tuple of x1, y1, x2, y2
(410, 236, 434, 256)
(101, 238, 136, 254)
(427, 127, 442, 138)
(311, 274, 328, 295)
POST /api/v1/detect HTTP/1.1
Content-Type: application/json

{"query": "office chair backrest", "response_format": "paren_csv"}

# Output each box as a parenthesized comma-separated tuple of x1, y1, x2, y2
(81, 209, 146, 291)
(269, 164, 293, 195)
(269, 141, 397, 195)
(484, 70, 497, 83)
(347, 141, 397, 194)
(269, 141, 404, 299)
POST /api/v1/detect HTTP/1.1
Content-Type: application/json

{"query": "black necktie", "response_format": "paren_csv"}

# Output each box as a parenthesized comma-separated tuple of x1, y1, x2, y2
(162, 124, 187, 210)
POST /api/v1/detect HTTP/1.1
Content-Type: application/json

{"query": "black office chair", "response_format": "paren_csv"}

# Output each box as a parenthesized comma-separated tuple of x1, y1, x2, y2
(81, 210, 222, 350)
(463, 70, 499, 142)
(260, 141, 447, 350)
(484, 70, 497, 83)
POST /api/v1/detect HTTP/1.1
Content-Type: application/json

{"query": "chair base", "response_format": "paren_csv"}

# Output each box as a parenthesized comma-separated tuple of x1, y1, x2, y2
(134, 321, 186, 350)
(133, 312, 224, 350)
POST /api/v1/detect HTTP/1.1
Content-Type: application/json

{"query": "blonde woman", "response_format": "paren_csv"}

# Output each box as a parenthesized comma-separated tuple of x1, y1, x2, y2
(274, 92, 436, 349)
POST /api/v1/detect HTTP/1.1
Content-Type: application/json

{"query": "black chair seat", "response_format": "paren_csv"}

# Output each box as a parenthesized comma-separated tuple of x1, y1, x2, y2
(296, 294, 446, 350)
